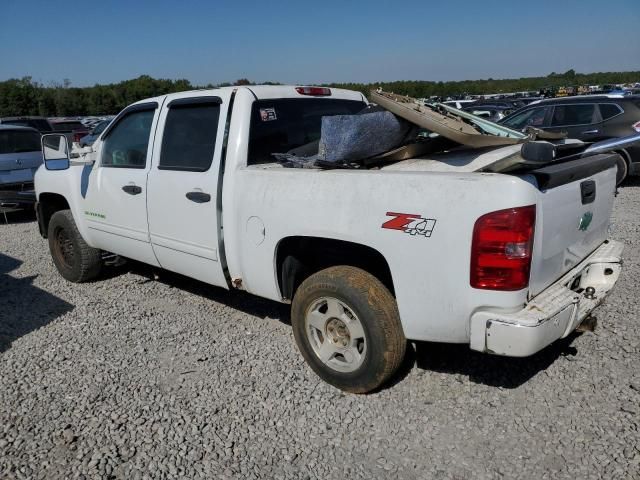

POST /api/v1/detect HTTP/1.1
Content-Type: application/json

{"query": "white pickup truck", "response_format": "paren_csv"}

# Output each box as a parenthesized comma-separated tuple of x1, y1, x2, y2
(35, 85, 625, 393)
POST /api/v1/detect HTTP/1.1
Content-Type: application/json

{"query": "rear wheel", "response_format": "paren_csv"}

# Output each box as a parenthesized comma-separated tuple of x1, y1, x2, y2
(291, 266, 406, 393)
(615, 152, 629, 186)
(48, 210, 102, 282)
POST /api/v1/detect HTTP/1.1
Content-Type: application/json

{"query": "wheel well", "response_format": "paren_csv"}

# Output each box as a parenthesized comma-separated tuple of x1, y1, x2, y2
(38, 193, 70, 238)
(613, 148, 630, 163)
(614, 148, 631, 165)
(275, 236, 394, 301)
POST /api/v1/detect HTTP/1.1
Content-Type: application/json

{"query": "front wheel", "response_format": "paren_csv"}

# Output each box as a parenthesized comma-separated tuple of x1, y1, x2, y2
(48, 210, 102, 283)
(291, 266, 406, 393)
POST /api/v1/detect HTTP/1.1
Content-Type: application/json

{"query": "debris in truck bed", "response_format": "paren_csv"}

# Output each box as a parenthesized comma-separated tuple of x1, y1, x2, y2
(273, 106, 418, 168)
(370, 90, 527, 147)
(272, 90, 530, 169)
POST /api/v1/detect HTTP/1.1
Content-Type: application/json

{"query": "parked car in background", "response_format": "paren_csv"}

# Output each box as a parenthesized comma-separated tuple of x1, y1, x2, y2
(473, 99, 526, 109)
(0, 116, 53, 134)
(79, 119, 110, 147)
(0, 125, 43, 192)
(500, 95, 640, 185)
(442, 99, 476, 109)
(49, 119, 89, 145)
(463, 104, 515, 122)
(518, 97, 544, 105)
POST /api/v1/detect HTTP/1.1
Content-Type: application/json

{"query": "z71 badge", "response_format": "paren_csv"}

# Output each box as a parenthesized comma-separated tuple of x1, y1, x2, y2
(382, 212, 437, 238)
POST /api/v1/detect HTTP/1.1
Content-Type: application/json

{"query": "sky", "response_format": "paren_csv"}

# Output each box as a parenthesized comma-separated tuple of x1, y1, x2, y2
(1, 0, 639, 87)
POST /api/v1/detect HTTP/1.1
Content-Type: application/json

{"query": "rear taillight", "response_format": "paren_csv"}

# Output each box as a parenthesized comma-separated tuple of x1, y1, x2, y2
(295, 86, 331, 96)
(632, 121, 640, 133)
(470, 205, 536, 291)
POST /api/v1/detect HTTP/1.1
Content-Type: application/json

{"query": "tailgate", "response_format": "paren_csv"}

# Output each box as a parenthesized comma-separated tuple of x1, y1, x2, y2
(527, 153, 618, 297)
(0, 151, 43, 171)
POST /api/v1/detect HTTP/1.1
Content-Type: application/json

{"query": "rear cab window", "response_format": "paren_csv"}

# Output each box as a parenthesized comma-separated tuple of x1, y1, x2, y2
(248, 98, 366, 165)
(0, 130, 42, 154)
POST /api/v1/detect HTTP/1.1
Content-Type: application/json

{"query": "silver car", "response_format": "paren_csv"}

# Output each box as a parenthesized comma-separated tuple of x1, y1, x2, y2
(0, 125, 43, 190)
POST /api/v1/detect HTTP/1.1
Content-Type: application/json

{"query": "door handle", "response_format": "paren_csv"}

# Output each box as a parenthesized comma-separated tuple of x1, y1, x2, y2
(580, 180, 596, 205)
(186, 191, 211, 203)
(122, 185, 142, 195)
(582, 129, 599, 134)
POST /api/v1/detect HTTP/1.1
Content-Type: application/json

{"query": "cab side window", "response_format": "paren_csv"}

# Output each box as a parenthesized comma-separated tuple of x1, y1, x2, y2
(159, 101, 220, 172)
(102, 109, 155, 168)
(550, 105, 597, 127)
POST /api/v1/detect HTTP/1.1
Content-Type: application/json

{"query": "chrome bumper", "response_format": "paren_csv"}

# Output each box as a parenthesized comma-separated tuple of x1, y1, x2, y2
(469, 240, 623, 357)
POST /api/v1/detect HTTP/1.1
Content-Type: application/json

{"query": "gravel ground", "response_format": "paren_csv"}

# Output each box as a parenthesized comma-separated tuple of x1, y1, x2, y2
(1, 180, 639, 480)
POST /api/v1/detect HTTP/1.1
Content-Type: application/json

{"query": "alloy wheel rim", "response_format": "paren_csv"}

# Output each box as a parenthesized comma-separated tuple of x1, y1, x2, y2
(305, 297, 367, 373)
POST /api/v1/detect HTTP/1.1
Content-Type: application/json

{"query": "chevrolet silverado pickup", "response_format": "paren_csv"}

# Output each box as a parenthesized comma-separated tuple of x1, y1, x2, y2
(34, 85, 625, 393)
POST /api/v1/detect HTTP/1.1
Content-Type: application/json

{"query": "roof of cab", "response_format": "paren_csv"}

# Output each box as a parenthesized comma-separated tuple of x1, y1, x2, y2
(0, 116, 49, 121)
(0, 124, 40, 132)
(134, 85, 366, 107)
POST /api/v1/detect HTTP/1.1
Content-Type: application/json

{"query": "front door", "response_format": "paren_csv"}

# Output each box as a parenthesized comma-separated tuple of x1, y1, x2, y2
(82, 102, 161, 266)
(146, 92, 230, 287)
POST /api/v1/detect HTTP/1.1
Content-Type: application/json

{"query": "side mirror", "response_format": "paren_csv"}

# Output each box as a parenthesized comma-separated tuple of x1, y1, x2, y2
(42, 134, 70, 170)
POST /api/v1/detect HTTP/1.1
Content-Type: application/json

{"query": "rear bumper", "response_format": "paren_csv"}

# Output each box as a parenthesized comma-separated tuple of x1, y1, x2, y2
(0, 189, 36, 211)
(469, 240, 623, 357)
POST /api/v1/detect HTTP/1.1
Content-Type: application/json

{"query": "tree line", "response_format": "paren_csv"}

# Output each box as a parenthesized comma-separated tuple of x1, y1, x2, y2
(329, 69, 640, 99)
(1, 70, 638, 117)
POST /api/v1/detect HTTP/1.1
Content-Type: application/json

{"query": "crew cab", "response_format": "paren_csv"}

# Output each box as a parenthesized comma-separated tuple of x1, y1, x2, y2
(34, 86, 625, 393)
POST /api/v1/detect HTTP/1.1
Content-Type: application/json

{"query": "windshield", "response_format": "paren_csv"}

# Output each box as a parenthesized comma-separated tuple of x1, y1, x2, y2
(0, 130, 42, 154)
(52, 122, 85, 132)
(93, 120, 109, 135)
(248, 98, 366, 164)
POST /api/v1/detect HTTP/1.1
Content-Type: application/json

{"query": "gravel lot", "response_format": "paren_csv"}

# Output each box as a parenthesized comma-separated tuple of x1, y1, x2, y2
(1, 180, 639, 480)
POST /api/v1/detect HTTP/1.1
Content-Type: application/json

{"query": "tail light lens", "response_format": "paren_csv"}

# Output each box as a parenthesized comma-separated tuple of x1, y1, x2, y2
(295, 86, 331, 96)
(632, 121, 640, 133)
(470, 205, 536, 291)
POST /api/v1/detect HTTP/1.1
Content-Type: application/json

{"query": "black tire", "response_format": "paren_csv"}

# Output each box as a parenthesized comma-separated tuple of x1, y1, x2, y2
(48, 210, 102, 283)
(615, 152, 629, 186)
(291, 266, 406, 393)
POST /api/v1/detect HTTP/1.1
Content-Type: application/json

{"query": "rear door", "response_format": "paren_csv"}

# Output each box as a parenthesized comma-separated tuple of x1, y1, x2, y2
(146, 91, 231, 287)
(546, 103, 602, 140)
